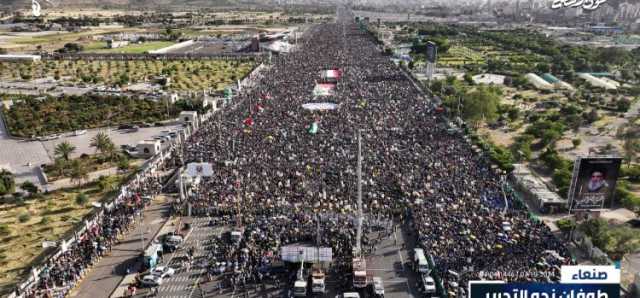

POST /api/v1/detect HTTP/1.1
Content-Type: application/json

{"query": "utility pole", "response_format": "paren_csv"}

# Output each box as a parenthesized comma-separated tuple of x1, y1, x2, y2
(139, 210, 144, 252)
(356, 129, 363, 256)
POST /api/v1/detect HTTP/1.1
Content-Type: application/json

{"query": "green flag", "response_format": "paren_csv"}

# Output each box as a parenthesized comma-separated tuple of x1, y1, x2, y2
(307, 122, 318, 134)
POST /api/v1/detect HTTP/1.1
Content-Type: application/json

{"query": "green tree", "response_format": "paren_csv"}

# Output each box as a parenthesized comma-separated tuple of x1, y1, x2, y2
(54, 141, 76, 161)
(69, 160, 89, 185)
(463, 73, 474, 85)
(572, 138, 582, 148)
(117, 155, 130, 171)
(75, 192, 88, 206)
(618, 124, 640, 166)
(91, 132, 114, 156)
(97, 175, 118, 192)
(52, 158, 67, 178)
(0, 169, 16, 196)
(20, 181, 38, 194)
(556, 218, 575, 233)
(461, 86, 501, 128)
(616, 98, 631, 112)
(18, 212, 31, 223)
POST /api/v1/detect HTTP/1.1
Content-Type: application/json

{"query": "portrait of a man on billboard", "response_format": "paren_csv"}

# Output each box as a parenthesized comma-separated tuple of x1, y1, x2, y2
(571, 157, 622, 210)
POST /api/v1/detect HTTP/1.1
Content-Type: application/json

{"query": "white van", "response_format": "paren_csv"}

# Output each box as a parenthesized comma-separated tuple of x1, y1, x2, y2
(372, 277, 384, 297)
(413, 248, 429, 273)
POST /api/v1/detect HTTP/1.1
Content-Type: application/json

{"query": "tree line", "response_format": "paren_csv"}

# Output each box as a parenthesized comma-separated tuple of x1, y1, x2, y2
(1, 93, 187, 137)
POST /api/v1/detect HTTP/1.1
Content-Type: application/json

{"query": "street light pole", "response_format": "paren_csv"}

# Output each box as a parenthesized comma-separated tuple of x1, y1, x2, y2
(356, 129, 363, 256)
(139, 210, 144, 252)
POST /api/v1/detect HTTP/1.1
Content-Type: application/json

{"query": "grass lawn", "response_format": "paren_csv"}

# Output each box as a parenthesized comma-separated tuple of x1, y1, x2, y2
(83, 41, 108, 51)
(87, 41, 176, 54)
(0, 174, 128, 295)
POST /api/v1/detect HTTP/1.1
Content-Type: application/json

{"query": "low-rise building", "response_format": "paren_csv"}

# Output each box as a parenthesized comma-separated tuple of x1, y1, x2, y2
(136, 140, 162, 158)
(0, 54, 41, 62)
(179, 111, 198, 128)
(107, 40, 129, 49)
(511, 164, 566, 213)
(525, 73, 553, 90)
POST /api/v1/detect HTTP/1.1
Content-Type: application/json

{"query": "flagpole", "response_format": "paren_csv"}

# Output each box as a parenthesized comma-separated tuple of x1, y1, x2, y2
(356, 129, 363, 256)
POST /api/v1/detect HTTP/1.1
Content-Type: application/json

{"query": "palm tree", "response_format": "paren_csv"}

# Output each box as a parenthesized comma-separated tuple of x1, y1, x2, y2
(0, 169, 15, 195)
(54, 141, 76, 162)
(103, 141, 119, 162)
(91, 132, 114, 156)
(53, 158, 67, 177)
(618, 123, 640, 166)
(69, 160, 89, 186)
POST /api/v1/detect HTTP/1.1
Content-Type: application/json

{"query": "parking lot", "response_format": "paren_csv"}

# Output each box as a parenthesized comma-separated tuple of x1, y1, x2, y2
(0, 115, 181, 189)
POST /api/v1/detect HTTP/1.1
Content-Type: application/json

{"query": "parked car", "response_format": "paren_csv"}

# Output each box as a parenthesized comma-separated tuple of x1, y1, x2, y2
(118, 124, 134, 130)
(125, 126, 139, 133)
(150, 266, 175, 279)
(140, 274, 163, 287)
(73, 130, 87, 136)
(162, 232, 184, 252)
(371, 277, 384, 298)
(421, 274, 436, 294)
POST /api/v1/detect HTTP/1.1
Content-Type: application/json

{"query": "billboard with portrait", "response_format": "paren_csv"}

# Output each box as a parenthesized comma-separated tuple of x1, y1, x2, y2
(569, 157, 622, 210)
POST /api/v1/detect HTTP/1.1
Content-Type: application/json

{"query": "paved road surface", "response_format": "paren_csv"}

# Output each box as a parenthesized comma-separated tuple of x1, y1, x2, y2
(0, 111, 50, 186)
(69, 196, 172, 298)
(365, 221, 420, 298)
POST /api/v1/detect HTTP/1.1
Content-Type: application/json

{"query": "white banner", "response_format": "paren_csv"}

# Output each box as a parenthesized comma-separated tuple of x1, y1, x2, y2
(280, 246, 332, 263)
(42, 241, 57, 248)
(560, 265, 620, 284)
(186, 162, 214, 177)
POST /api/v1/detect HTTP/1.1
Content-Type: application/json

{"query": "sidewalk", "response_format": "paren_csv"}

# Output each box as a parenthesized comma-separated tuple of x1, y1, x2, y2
(68, 195, 173, 298)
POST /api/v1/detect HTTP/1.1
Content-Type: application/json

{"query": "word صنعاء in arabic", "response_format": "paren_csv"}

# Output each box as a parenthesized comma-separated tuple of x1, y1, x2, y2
(572, 269, 608, 281)
(551, 0, 608, 11)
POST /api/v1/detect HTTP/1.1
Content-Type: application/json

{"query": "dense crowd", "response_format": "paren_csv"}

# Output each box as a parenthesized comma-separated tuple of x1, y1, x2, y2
(182, 11, 569, 296)
(14, 10, 570, 298)
(17, 167, 165, 298)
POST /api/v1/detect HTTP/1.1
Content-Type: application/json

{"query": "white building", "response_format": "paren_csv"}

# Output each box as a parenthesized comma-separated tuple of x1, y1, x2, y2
(525, 73, 553, 90)
(108, 40, 129, 49)
(511, 164, 566, 213)
(136, 140, 162, 158)
(179, 111, 199, 128)
(0, 54, 41, 62)
(578, 73, 618, 90)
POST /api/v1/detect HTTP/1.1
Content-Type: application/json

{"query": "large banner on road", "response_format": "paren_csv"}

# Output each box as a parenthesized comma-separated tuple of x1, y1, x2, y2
(320, 69, 342, 82)
(313, 83, 336, 97)
(568, 157, 622, 210)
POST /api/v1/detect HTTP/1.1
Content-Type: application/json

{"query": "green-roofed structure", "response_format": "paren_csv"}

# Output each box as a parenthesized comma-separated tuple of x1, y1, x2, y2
(541, 73, 559, 84)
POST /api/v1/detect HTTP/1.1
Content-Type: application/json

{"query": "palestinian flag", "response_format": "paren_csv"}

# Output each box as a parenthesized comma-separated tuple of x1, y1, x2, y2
(313, 83, 336, 97)
(320, 69, 342, 81)
(256, 104, 264, 113)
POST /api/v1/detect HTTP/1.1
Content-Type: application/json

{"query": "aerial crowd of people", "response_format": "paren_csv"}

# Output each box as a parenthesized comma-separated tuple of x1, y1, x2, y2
(182, 11, 570, 297)
(17, 165, 166, 298)
(13, 11, 571, 298)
